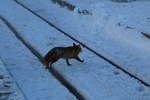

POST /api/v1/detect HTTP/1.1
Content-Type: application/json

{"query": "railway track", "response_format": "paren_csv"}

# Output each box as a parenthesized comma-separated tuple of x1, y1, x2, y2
(13, 0, 150, 88)
(0, 15, 86, 100)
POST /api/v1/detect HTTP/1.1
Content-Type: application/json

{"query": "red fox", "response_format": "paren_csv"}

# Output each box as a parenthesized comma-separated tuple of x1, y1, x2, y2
(44, 43, 84, 69)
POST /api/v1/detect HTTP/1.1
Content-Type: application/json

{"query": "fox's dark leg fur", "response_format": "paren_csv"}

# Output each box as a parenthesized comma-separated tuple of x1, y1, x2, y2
(46, 58, 59, 69)
(46, 64, 49, 69)
(66, 59, 71, 66)
(47, 62, 52, 69)
(46, 62, 53, 69)
(75, 56, 84, 62)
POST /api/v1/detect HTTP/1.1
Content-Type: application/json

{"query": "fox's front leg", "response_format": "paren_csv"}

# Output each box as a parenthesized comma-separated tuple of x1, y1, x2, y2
(75, 56, 84, 63)
(66, 59, 72, 66)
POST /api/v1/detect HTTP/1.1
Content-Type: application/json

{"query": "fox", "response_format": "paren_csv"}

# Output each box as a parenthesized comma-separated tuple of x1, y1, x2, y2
(44, 43, 84, 69)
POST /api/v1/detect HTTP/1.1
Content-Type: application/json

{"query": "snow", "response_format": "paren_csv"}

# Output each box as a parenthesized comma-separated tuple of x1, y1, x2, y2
(0, 9, 76, 100)
(18, 0, 150, 84)
(0, 0, 150, 99)
(0, 59, 25, 100)
(0, 0, 149, 99)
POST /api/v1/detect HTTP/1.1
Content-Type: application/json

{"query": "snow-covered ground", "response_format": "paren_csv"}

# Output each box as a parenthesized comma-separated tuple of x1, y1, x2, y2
(0, 4, 76, 100)
(0, 0, 149, 100)
(18, 0, 150, 84)
(0, 59, 25, 100)
(0, 0, 150, 100)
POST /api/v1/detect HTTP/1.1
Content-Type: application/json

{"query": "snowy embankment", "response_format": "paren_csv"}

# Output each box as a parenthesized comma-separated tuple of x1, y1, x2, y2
(0, 60, 25, 100)
(0, 0, 149, 100)
(0, 1, 76, 100)
(17, 0, 150, 84)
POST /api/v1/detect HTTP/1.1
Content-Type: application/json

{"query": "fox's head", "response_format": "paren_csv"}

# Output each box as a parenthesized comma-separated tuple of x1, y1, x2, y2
(73, 43, 82, 54)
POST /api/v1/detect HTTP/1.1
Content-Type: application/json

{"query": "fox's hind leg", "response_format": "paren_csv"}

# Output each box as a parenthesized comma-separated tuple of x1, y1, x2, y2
(45, 62, 52, 69)
(44, 60, 50, 69)
(46, 65, 49, 69)
(66, 59, 71, 66)
(75, 56, 84, 63)
(47, 62, 55, 69)
(47, 58, 59, 69)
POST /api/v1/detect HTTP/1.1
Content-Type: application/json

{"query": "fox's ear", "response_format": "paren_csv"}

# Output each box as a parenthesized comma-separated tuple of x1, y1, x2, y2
(73, 43, 76, 46)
